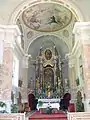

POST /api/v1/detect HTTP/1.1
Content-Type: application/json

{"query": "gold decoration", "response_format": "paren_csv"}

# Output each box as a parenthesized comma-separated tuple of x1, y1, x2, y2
(45, 49, 52, 60)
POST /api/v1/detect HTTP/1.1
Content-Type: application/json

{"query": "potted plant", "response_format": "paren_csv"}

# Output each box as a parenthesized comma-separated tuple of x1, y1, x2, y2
(0, 101, 7, 113)
(38, 101, 43, 107)
(76, 91, 84, 112)
(11, 104, 18, 113)
(46, 106, 52, 114)
(38, 101, 43, 113)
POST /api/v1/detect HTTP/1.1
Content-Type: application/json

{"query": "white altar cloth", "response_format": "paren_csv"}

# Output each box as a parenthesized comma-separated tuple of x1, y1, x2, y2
(37, 99, 60, 110)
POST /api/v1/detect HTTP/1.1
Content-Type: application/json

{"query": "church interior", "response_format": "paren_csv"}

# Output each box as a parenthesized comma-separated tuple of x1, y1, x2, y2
(0, 0, 90, 120)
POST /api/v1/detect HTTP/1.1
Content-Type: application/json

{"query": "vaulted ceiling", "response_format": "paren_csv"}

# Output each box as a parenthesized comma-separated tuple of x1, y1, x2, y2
(28, 35, 69, 59)
(16, 2, 77, 60)
(22, 3, 72, 32)
(1, 0, 90, 59)
(0, 0, 89, 87)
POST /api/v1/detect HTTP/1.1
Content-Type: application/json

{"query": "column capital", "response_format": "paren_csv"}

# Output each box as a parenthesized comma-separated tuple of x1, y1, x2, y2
(0, 25, 21, 36)
(69, 59, 75, 68)
(0, 25, 21, 46)
(67, 55, 76, 68)
(22, 54, 32, 68)
(0, 25, 24, 54)
(73, 22, 90, 35)
(69, 63, 74, 68)
(73, 22, 90, 44)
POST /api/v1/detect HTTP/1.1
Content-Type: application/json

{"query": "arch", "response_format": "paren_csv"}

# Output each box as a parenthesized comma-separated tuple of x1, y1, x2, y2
(8, 0, 84, 24)
(27, 35, 69, 59)
(26, 34, 69, 53)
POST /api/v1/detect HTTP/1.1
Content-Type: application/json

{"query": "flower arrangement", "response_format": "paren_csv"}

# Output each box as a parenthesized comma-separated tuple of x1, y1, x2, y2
(46, 106, 52, 114)
(38, 101, 43, 107)
(45, 103, 52, 114)
(0, 101, 6, 108)
(76, 91, 84, 112)
(0, 101, 7, 113)
(11, 104, 18, 113)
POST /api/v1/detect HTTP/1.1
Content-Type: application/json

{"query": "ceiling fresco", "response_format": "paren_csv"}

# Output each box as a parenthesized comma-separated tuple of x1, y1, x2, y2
(22, 3, 72, 32)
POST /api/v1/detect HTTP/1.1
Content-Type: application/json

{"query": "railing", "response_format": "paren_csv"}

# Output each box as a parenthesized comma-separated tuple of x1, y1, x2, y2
(0, 113, 25, 120)
(67, 112, 90, 120)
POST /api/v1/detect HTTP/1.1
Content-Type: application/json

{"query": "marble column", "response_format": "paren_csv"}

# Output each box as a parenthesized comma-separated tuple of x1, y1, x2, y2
(0, 25, 21, 113)
(73, 22, 90, 111)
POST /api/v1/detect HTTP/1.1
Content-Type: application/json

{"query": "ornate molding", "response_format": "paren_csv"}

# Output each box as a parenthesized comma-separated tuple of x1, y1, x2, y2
(73, 22, 90, 45)
(22, 54, 32, 68)
(0, 25, 21, 36)
(0, 25, 21, 46)
(67, 22, 90, 61)
(73, 22, 90, 37)
(68, 58, 76, 68)
(0, 25, 26, 58)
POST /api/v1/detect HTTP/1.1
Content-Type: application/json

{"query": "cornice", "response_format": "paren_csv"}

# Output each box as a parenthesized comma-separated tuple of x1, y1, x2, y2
(0, 25, 26, 58)
(73, 22, 90, 35)
(0, 25, 21, 36)
(68, 22, 90, 59)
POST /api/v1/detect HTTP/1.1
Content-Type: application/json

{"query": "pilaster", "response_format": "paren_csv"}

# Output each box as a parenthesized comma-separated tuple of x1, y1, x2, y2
(21, 54, 31, 103)
(73, 22, 90, 112)
(0, 25, 21, 113)
(68, 58, 77, 102)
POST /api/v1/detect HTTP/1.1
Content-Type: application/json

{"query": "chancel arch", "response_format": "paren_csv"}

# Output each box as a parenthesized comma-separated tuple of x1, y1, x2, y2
(10, 0, 85, 112)
(1, 0, 90, 114)
(8, 0, 84, 24)
(27, 35, 69, 98)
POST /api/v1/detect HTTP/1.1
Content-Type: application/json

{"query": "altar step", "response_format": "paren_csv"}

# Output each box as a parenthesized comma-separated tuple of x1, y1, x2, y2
(29, 111, 67, 120)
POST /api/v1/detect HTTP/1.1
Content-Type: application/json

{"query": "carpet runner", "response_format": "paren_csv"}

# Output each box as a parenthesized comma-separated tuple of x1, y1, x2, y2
(29, 111, 67, 120)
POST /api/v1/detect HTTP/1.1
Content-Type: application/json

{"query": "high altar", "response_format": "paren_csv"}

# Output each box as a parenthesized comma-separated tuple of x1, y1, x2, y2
(32, 46, 64, 99)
